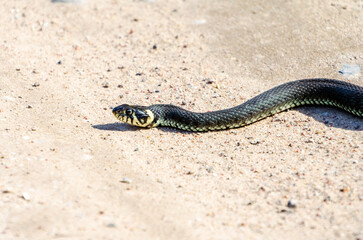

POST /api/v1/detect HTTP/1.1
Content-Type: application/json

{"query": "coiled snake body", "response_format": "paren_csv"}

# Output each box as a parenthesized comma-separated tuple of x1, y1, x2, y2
(112, 78, 363, 132)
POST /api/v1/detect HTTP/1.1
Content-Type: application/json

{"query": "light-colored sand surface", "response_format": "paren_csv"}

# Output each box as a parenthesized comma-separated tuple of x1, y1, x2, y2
(1, 0, 362, 239)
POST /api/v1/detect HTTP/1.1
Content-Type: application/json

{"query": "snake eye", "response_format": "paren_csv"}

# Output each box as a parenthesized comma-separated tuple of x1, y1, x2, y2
(126, 109, 133, 115)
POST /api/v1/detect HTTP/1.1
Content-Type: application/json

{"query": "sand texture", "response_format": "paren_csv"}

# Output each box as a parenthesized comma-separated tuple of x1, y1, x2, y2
(0, 0, 362, 239)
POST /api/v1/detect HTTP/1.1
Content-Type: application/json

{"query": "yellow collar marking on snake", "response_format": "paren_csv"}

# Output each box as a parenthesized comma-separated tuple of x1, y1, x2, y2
(113, 108, 155, 128)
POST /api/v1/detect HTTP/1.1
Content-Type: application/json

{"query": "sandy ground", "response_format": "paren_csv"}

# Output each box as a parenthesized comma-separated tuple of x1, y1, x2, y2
(0, 0, 362, 239)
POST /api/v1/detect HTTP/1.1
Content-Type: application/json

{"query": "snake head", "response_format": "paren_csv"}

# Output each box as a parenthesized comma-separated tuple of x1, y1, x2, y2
(112, 104, 156, 128)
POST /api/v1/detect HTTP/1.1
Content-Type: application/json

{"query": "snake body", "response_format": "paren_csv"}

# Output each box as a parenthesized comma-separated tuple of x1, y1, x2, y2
(112, 78, 363, 132)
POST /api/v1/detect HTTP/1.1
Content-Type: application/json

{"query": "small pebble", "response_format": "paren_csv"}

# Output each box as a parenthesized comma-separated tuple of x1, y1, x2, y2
(152, 44, 157, 49)
(57, 60, 62, 65)
(102, 82, 109, 88)
(323, 196, 331, 202)
(205, 79, 215, 84)
(206, 166, 213, 173)
(32, 82, 40, 87)
(287, 199, 297, 208)
(193, 19, 207, 25)
(120, 177, 132, 184)
(31, 127, 36, 131)
(22, 192, 30, 201)
(106, 223, 116, 228)
(4, 96, 15, 101)
(339, 64, 360, 77)
(249, 140, 260, 145)
(82, 154, 93, 161)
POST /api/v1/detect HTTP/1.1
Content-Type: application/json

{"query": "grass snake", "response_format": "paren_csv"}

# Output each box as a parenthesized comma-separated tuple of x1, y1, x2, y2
(112, 78, 362, 132)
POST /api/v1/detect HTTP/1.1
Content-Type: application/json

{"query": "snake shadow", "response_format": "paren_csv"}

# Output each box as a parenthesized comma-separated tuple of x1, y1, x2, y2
(92, 122, 142, 132)
(92, 122, 195, 134)
(296, 106, 362, 131)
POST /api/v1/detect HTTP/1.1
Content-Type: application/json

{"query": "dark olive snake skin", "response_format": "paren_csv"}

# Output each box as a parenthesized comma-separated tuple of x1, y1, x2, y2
(112, 78, 363, 132)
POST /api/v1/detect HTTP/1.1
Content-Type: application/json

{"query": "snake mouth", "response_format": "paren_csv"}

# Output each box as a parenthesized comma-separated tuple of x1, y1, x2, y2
(112, 104, 155, 127)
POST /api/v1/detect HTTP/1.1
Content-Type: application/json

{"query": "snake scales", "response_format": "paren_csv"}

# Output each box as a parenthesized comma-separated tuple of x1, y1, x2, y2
(112, 78, 363, 132)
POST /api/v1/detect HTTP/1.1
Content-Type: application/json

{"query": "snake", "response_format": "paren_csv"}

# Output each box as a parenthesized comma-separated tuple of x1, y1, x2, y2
(112, 78, 363, 132)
